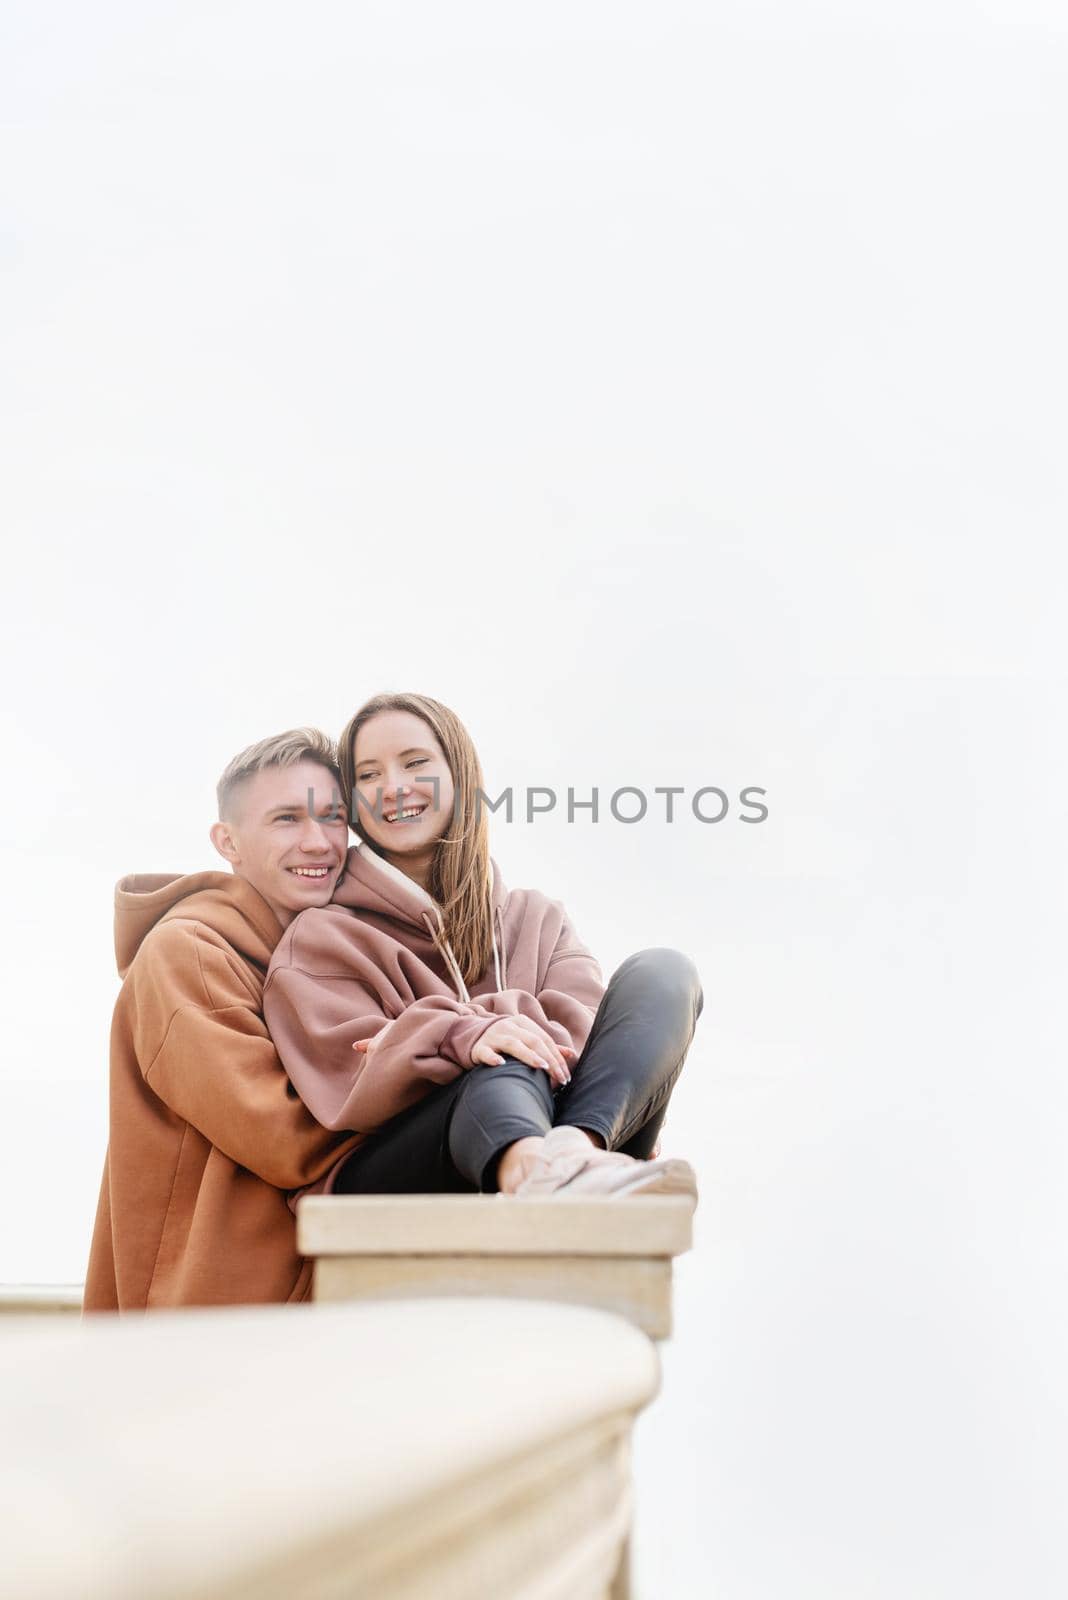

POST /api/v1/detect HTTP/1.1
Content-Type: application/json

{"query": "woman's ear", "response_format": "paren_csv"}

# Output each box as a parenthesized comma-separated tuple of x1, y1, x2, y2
(209, 820, 241, 866)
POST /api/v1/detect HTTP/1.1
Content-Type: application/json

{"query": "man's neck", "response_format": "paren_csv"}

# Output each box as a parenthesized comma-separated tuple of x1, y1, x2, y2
(231, 870, 293, 932)
(265, 901, 296, 930)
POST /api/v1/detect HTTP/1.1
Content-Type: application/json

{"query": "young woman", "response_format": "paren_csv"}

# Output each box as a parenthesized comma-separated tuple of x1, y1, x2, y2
(263, 692, 702, 1205)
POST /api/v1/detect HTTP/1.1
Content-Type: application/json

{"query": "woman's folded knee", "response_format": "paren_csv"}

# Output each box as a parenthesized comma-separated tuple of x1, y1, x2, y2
(464, 1057, 550, 1088)
(461, 1056, 556, 1112)
(614, 947, 703, 1013)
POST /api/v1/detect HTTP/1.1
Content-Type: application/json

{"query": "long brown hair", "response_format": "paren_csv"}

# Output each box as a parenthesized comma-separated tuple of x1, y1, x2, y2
(338, 693, 494, 986)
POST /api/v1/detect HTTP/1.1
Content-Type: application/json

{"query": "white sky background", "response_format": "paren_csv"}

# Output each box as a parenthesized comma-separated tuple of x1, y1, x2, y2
(2, 2, 1067, 1595)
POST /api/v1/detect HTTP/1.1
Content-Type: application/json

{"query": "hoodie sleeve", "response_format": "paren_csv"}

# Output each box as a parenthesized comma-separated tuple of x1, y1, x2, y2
(130, 921, 362, 1190)
(264, 934, 495, 1134)
(439, 912, 606, 1066)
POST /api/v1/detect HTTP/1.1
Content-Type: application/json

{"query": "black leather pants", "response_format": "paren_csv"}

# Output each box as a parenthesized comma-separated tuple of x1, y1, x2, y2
(332, 947, 703, 1195)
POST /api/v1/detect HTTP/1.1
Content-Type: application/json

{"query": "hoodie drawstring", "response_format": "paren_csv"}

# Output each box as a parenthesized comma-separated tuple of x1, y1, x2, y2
(422, 897, 506, 1003)
(494, 904, 507, 992)
(422, 912, 471, 1004)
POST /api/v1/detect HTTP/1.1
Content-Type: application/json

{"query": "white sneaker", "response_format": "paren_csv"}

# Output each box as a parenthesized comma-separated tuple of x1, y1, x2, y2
(512, 1125, 698, 1208)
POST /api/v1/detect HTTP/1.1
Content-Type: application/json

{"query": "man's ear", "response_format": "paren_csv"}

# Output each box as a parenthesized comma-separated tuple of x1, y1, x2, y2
(209, 820, 240, 866)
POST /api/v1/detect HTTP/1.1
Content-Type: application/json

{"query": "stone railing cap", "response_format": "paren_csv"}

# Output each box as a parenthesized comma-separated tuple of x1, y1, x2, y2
(297, 1193, 695, 1257)
(3, 1297, 659, 1598)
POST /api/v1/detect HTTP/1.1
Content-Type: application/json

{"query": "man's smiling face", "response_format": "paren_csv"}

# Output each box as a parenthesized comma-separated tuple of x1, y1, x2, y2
(209, 759, 349, 928)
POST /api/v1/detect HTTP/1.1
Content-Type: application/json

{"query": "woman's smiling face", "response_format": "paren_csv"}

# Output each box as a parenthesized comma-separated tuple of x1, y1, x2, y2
(351, 709, 456, 860)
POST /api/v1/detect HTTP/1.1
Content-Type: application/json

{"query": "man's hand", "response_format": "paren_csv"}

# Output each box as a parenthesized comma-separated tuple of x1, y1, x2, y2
(469, 1016, 577, 1089)
(352, 1024, 391, 1064)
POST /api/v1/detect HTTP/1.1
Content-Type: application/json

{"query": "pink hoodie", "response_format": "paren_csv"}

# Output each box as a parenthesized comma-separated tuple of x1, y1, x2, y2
(263, 841, 606, 1208)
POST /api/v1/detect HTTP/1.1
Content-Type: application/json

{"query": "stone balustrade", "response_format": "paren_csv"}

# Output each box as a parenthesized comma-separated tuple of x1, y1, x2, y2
(0, 1284, 82, 1323)
(298, 1193, 694, 1340)
(0, 1295, 658, 1599)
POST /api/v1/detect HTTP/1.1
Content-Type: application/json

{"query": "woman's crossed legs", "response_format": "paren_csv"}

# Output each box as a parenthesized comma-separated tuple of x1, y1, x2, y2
(331, 947, 703, 1197)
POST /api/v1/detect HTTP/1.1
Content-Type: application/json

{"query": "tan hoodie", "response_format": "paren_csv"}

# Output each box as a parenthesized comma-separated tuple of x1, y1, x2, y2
(263, 841, 606, 1201)
(83, 872, 364, 1314)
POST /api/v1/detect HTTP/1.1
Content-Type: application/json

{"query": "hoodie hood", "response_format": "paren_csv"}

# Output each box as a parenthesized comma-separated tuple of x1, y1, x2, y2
(331, 841, 509, 1002)
(114, 871, 284, 978)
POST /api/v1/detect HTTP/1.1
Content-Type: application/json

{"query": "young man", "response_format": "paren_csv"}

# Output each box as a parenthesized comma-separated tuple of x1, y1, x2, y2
(83, 728, 362, 1314)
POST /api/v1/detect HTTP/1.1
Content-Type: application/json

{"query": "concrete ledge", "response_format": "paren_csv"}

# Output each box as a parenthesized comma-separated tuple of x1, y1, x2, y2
(298, 1194, 693, 1256)
(0, 1284, 83, 1317)
(0, 1296, 659, 1599)
(299, 1195, 694, 1340)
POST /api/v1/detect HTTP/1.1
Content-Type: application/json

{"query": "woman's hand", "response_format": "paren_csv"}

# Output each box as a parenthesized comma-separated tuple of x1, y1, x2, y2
(469, 1016, 577, 1089)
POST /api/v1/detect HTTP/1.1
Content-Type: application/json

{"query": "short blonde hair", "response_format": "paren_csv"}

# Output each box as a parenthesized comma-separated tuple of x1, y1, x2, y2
(216, 727, 340, 820)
